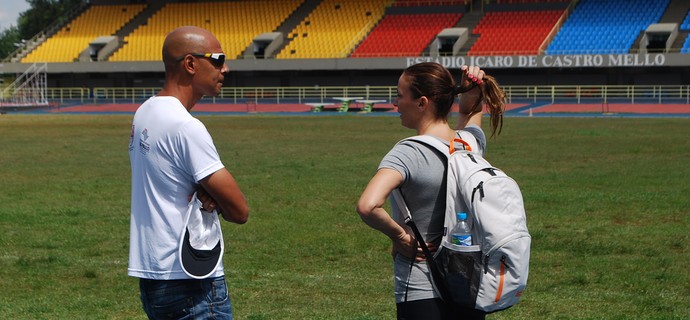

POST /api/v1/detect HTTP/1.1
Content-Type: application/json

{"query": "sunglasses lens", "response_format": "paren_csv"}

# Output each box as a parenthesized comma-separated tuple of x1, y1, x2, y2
(213, 54, 225, 66)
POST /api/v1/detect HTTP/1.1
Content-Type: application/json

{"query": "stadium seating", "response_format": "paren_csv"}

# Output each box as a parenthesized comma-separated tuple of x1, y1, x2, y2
(547, 0, 669, 54)
(469, 10, 563, 56)
(494, 0, 569, 3)
(18, 0, 690, 62)
(350, 13, 462, 58)
(109, 1, 302, 61)
(392, 0, 469, 6)
(21, 4, 145, 63)
(276, 0, 390, 59)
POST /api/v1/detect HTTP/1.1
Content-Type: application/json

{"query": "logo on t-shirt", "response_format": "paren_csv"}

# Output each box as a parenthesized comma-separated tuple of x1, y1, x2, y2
(139, 128, 150, 155)
(128, 125, 135, 152)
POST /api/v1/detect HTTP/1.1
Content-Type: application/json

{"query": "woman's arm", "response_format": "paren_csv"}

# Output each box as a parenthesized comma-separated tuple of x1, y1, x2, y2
(457, 87, 483, 129)
(356, 168, 416, 259)
(455, 65, 485, 130)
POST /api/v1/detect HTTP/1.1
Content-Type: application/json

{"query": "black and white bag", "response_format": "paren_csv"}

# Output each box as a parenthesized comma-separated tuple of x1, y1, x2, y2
(391, 133, 530, 313)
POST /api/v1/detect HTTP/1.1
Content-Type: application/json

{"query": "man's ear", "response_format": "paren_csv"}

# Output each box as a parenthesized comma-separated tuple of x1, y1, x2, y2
(182, 56, 196, 74)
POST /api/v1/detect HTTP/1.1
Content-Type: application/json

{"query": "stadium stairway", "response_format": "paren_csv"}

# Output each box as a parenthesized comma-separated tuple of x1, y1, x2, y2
(661, 0, 690, 52)
(454, 9, 483, 53)
(251, 0, 322, 59)
(105, 1, 169, 61)
(673, 30, 689, 52)
(630, 0, 690, 53)
(659, 0, 690, 24)
(367, 2, 471, 57)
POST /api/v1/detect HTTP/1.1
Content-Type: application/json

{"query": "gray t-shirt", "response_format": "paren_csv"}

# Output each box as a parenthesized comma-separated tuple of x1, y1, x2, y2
(378, 125, 486, 303)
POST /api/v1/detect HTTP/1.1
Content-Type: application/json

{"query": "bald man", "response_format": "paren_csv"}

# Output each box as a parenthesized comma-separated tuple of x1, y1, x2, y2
(128, 26, 248, 319)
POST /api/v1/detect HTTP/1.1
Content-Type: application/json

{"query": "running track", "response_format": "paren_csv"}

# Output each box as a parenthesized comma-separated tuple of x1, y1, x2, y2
(8, 102, 690, 117)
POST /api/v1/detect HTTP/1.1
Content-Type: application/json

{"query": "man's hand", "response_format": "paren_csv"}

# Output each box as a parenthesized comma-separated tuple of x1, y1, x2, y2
(199, 168, 249, 224)
(195, 186, 219, 213)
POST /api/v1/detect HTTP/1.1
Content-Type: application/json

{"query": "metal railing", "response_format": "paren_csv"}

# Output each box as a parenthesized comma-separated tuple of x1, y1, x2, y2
(84, 86, 399, 104)
(503, 85, 690, 104)
(44, 85, 690, 106)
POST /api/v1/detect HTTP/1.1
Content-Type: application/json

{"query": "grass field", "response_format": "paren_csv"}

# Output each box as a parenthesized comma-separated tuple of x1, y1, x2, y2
(0, 114, 688, 319)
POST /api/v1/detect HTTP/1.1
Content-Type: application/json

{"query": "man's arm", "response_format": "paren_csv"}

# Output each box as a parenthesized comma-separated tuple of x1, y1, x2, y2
(199, 168, 249, 224)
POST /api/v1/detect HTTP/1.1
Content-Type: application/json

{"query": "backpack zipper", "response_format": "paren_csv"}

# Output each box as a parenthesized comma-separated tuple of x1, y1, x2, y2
(472, 181, 484, 202)
(483, 232, 530, 273)
(495, 255, 506, 303)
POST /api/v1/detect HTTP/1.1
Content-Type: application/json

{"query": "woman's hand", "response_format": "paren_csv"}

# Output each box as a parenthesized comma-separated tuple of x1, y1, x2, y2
(391, 232, 417, 260)
(414, 241, 438, 262)
(460, 65, 485, 91)
(391, 234, 439, 262)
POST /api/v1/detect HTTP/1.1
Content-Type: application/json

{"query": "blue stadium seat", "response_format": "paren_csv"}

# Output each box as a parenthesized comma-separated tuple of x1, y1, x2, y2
(547, 0, 670, 55)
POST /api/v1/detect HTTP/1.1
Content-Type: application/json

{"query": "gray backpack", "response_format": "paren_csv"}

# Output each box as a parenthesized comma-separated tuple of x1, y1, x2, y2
(391, 133, 531, 313)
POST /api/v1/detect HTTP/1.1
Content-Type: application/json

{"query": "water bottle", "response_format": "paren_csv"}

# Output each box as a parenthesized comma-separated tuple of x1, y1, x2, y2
(450, 212, 472, 246)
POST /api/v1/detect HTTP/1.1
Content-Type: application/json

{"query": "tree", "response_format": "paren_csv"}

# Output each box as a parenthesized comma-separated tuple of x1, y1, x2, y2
(0, 0, 85, 60)
(19, 0, 85, 40)
(0, 27, 22, 60)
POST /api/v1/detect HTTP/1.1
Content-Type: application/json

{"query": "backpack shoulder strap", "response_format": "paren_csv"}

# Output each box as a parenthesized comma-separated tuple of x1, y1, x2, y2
(402, 135, 451, 157)
(392, 132, 477, 219)
(390, 188, 411, 220)
(392, 135, 449, 222)
(389, 135, 447, 221)
(391, 137, 456, 304)
(403, 132, 476, 156)
(391, 134, 455, 220)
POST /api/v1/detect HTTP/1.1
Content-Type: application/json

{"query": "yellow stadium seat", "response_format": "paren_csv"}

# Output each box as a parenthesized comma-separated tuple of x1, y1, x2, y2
(110, 1, 303, 62)
(22, 4, 145, 63)
(277, 0, 392, 59)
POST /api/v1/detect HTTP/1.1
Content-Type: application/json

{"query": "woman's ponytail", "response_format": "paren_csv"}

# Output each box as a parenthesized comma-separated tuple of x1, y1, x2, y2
(482, 75, 506, 137)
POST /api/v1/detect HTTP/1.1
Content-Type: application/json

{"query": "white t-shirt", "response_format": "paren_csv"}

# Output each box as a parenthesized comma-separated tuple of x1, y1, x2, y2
(128, 96, 225, 280)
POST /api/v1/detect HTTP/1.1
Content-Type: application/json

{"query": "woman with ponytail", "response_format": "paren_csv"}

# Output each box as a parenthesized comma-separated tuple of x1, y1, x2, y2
(357, 62, 506, 320)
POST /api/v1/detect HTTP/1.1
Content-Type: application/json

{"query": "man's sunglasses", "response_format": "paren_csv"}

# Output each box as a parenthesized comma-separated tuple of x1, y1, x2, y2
(176, 53, 226, 67)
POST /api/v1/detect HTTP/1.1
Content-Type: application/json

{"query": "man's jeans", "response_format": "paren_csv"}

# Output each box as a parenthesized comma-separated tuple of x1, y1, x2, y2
(139, 276, 233, 320)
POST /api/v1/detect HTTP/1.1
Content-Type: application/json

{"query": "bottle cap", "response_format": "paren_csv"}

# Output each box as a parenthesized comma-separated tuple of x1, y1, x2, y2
(457, 212, 467, 220)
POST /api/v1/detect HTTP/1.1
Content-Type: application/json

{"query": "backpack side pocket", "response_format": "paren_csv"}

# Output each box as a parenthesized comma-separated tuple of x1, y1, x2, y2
(476, 233, 531, 313)
(435, 243, 482, 308)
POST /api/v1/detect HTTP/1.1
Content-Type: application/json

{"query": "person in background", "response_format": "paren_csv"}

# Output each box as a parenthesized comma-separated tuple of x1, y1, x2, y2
(128, 26, 249, 320)
(356, 62, 505, 320)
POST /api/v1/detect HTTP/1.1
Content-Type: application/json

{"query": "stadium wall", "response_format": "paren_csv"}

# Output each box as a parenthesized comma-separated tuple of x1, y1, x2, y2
(3, 0, 689, 88)
(2, 53, 690, 88)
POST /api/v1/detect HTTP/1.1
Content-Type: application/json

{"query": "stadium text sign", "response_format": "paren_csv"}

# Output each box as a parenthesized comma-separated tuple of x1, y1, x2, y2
(406, 53, 668, 68)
